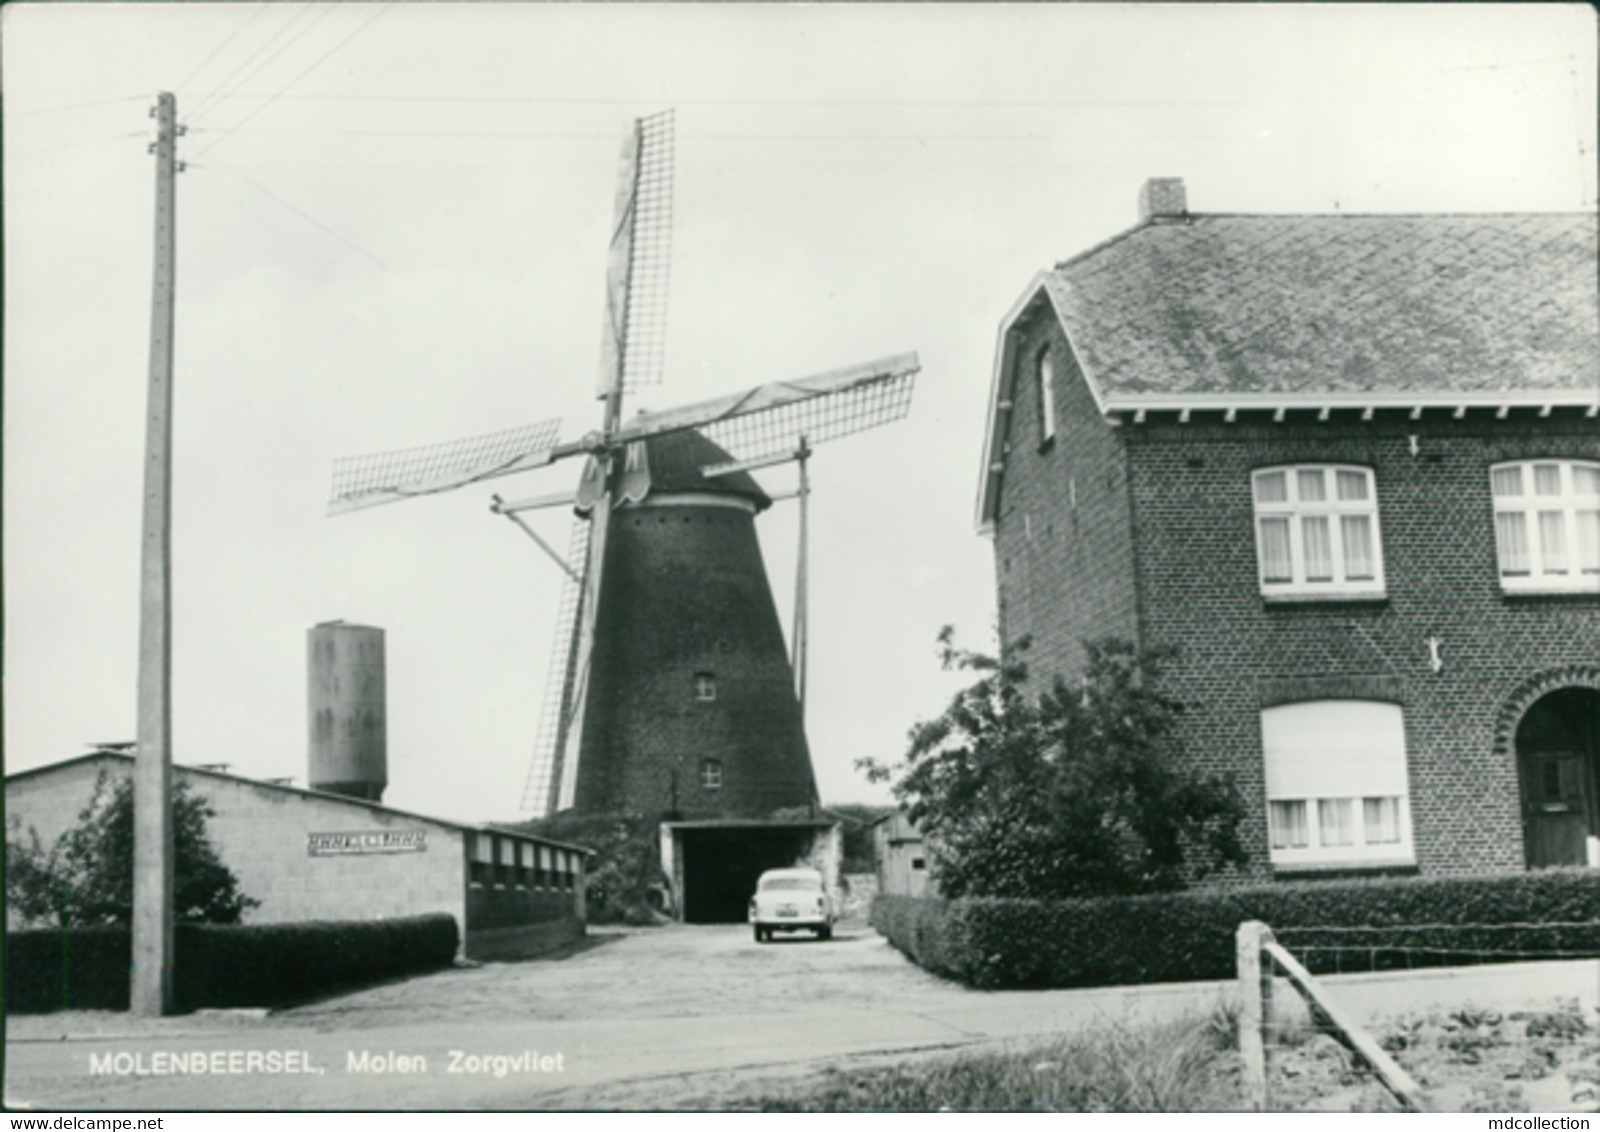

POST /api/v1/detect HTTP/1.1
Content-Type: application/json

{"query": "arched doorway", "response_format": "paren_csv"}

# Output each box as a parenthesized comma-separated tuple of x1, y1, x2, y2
(1517, 686, 1600, 868)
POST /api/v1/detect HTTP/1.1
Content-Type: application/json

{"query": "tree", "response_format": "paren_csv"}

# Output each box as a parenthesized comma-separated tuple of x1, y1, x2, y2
(513, 810, 669, 926)
(860, 630, 1245, 900)
(5, 770, 258, 927)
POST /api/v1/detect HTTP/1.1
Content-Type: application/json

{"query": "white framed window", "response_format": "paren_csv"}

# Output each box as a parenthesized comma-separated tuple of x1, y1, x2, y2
(693, 672, 717, 701)
(1261, 700, 1415, 868)
(700, 759, 722, 790)
(1036, 349, 1056, 445)
(1252, 465, 1385, 598)
(1490, 460, 1600, 593)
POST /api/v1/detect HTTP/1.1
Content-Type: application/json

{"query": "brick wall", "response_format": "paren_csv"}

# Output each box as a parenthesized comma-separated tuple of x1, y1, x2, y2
(992, 308, 1139, 692)
(576, 496, 818, 818)
(1119, 411, 1600, 882)
(991, 333, 1599, 884)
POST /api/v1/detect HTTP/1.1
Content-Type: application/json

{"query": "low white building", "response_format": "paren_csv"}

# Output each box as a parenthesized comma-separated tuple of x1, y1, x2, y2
(5, 751, 591, 961)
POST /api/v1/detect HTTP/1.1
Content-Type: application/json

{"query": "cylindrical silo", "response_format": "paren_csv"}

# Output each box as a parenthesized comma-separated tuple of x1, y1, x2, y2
(308, 620, 387, 802)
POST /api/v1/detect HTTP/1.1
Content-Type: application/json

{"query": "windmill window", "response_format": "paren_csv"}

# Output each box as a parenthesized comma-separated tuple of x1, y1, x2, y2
(1036, 348, 1057, 447)
(693, 672, 717, 701)
(1490, 459, 1600, 593)
(700, 759, 723, 789)
(1252, 465, 1385, 599)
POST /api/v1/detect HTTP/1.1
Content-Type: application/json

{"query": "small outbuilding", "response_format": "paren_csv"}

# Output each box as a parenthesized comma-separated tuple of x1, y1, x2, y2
(872, 811, 932, 898)
(5, 751, 592, 961)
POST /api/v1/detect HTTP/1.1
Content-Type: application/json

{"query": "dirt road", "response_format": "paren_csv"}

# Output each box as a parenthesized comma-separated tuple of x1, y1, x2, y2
(7, 920, 1596, 1111)
(3, 919, 1210, 1110)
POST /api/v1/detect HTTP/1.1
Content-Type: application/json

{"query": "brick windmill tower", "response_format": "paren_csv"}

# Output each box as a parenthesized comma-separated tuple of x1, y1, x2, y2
(327, 112, 919, 839)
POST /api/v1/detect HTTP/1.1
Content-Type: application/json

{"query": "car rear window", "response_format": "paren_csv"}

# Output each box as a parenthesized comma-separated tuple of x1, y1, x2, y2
(759, 877, 817, 891)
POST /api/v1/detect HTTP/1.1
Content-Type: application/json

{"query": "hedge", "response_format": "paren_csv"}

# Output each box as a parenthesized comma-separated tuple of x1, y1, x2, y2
(3, 925, 133, 1013)
(871, 869, 1600, 990)
(5, 913, 459, 1014)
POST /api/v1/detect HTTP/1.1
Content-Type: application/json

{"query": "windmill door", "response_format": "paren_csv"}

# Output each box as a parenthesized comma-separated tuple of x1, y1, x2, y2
(1517, 687, 1600, 869)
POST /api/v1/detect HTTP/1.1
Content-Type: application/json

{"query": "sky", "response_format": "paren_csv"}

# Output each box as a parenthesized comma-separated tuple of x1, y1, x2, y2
(5, 3, 1595, 824)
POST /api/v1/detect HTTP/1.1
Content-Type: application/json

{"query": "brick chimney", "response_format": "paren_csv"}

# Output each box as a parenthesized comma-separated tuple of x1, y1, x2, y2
(1138, 177, 1187, 221)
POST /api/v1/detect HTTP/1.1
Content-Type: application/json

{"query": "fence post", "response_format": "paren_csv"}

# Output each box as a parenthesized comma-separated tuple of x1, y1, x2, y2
(1237, 919, 1271, 1111)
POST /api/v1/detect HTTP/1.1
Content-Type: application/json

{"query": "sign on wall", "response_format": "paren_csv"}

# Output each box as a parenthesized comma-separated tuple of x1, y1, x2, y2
(308, 830, 427, 856)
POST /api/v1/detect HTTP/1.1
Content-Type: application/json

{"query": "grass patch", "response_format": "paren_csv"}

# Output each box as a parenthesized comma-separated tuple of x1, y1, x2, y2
(726, 1008, 1242, 1112)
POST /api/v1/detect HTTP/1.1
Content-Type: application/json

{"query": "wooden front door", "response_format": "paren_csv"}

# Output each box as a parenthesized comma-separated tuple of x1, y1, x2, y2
(1518, 688, 1600, 869)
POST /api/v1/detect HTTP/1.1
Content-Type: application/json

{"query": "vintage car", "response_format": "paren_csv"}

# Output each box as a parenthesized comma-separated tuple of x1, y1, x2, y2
(748, 866, 833, 942)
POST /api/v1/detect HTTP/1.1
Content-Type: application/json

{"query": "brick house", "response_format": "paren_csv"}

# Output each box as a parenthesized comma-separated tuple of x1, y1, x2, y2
(976, 179, 1599, 882)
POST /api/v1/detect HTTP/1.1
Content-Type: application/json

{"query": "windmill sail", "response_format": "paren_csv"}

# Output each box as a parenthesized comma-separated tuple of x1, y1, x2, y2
(328, 417, 563, 514)
(324, 107, 920, 823)
(620, 353, 920, 475)
(521, 517, 589, 814)
(599, 110, 674, 396)
(551, 111, 676, 813)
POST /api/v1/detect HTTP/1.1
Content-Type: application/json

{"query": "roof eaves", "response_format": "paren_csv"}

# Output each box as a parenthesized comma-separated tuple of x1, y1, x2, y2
(6, 752, 593, 854)
(1103, 388, 1600, 418)
(3, 750, 122, 784)
(481, 824, 598, 856)
(659, 817, 839, 830)
(975, 272, 1111, 534)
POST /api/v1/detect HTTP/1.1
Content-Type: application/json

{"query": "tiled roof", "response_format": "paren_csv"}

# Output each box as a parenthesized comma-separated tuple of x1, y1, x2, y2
(1046, 212, 1599, 398)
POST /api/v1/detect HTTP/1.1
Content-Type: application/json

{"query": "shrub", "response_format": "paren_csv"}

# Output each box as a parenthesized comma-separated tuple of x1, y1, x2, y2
(872, 868, 1600, 990)
(861, 633, 1245, 900)
(510, 811, 663, 925)
(3, 926, 133, 1012)
(6, 770, 257, 928)
(5, 914, 459, 1014)
(174, 914, 459, 1010)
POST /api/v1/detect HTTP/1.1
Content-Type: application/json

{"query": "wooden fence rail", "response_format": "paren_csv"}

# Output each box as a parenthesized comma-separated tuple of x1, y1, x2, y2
(1236, 920, 1433, 1113)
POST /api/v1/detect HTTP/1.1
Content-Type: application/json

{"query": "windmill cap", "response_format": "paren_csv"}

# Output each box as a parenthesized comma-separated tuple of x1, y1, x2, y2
(641, 430, 771, 510)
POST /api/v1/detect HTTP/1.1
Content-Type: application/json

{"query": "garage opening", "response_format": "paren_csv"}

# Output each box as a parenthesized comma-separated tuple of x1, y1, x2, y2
(669, 822, 832, 923)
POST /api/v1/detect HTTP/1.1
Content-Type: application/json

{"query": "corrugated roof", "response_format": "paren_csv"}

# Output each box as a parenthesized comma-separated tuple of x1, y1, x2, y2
(1048, 212, 1599, 398)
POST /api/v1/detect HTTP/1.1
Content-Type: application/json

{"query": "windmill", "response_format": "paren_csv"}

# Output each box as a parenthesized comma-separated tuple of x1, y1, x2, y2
(328, 111, 918, 820)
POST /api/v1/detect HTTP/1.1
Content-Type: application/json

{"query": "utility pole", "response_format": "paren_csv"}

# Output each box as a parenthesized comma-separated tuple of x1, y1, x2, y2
(792, 438, 811, 721)
(133, 91, 180, 1017)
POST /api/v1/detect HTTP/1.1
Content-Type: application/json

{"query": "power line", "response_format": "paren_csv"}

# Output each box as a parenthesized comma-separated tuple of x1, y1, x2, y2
(9, 131, 149, 158)
(8, 94, 149, 116)
(206, 161, 391, 270)
(199, 157, 540, 358)
(197, 127, 1057, 142)
(185, 5, 334, 126)
(191, 4, 394, 161)
(173, 4, 277, 97)
(167, 91, 1473, 110)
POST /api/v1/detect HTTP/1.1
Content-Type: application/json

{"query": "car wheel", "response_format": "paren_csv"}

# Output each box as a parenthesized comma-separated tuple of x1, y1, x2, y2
(753, 924, 765, 943)
(816, 925, 832, 941)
